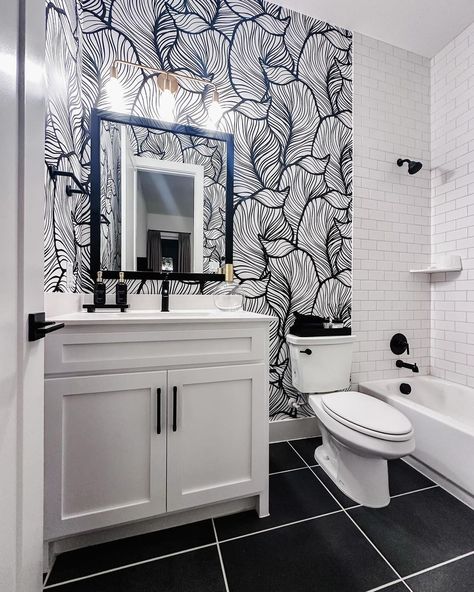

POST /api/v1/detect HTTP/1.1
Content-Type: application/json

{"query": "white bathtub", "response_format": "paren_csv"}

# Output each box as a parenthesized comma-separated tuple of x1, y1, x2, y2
(359, 375, 474, 508)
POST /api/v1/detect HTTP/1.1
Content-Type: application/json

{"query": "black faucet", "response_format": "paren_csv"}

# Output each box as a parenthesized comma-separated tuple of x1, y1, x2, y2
(161, 275, 170, 312)
(396, 359, 419, 373)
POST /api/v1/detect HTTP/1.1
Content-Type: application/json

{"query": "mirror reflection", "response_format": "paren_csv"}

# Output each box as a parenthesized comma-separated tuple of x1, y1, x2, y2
(99, 118, 228, 274)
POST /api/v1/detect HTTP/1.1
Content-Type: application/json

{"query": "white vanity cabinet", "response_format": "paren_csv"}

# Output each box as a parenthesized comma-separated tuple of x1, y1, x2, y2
(44, 371, 168, 538)
(44, 312, 271, 541)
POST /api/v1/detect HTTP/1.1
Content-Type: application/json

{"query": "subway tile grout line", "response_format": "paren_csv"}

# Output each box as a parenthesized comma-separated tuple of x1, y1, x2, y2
(212, 519, 230, 592)
(287, 441, 413, 591)
(42, 542, 218, 589)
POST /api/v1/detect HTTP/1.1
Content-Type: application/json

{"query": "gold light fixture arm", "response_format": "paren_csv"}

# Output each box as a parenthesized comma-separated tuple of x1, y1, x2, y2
(111, 59, 219, 95)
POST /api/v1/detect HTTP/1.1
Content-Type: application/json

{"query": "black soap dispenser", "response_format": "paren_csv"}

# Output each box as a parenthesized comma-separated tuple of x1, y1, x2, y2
(94, 271, 106, 306)
(115, 271, 128, 307)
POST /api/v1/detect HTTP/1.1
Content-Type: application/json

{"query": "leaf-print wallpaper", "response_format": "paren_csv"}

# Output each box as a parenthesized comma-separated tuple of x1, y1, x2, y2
(45, 0, 353, 420)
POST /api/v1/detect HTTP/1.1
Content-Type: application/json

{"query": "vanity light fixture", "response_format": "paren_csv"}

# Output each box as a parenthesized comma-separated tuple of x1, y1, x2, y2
(107, 60, 222, 125)
(106, 63, 125, 111)
(156, 73, 177, 121)
(208, 89, 223, 128)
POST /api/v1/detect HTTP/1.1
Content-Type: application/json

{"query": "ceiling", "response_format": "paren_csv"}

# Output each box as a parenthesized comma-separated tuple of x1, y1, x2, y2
(273, 0, 474, 57)
(137, 171, 194, 218)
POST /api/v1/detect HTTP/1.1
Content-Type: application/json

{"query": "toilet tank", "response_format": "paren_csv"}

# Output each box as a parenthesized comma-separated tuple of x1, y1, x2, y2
(286, 334, 356, 393)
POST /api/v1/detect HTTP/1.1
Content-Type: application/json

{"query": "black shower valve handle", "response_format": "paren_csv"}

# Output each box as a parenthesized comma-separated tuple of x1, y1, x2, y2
(390, 333, 410, 357)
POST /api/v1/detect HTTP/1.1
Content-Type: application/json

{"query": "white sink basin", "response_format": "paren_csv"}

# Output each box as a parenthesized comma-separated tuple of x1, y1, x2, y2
(122, 309, 218, 316)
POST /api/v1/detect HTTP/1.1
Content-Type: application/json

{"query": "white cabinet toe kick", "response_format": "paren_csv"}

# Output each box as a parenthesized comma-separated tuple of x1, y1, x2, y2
(44, 314, 271, 552)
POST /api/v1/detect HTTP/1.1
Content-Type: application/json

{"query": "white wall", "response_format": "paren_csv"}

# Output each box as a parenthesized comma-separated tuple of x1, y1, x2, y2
(147, 213, 194, 236)
(352, 33, 432, 385)
(430, 22, 474, 387)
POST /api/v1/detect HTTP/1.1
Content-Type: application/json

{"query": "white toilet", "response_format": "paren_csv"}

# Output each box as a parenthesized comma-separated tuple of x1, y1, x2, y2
(287, 334, 415, 508)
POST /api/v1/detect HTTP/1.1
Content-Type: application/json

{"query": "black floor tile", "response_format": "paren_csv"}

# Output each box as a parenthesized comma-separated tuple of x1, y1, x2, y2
(388, 460, 434, 496)
(46, 546, 225, 592)
(348, 488, 474, 576)
(269, 442, 305, 474)
(408, 554, 474, 592)
(311, 466, 358, 508)
(381, 584, 408, 592)
(215, 468, 339, 539)
(288, 437, 322, 465)
(47, 520, 215, 585)
(221, 512, 397, 592)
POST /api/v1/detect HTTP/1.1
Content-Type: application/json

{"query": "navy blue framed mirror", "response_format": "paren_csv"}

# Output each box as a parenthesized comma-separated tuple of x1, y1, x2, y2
(90, 109, 234, 282)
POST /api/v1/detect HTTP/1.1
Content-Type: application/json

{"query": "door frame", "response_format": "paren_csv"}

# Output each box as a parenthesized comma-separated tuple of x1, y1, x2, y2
(132, 155, 205, 273)
(0, 0, 46, 590)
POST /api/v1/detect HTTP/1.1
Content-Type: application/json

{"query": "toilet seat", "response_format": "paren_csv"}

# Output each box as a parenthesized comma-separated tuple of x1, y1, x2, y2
(321, 392, 413, 442)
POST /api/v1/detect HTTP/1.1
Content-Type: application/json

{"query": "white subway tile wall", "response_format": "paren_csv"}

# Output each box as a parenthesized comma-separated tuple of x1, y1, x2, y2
(352, 33, 432, 385)
(431, 22, 474, 387)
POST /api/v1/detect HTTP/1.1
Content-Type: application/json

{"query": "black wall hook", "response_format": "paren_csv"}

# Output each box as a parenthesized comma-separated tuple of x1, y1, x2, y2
(48, 164, 87, 195)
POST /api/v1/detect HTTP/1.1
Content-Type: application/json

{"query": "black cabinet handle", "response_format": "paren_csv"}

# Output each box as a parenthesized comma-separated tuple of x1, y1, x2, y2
(156, 388, 161, 435)
(300, 348, 312, 355)
(172, 386, 178, 432)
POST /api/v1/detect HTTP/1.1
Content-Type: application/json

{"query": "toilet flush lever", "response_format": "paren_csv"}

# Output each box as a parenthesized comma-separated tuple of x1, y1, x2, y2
(300, 348, 312, 355)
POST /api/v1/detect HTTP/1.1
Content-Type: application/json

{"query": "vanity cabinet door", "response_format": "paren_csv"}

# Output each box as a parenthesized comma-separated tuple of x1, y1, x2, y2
(44, 372, 167, 539)
(166, 364, 267, 512)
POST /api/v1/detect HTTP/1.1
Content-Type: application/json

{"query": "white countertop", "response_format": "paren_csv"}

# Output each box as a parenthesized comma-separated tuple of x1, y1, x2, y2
(48, 309, 275, 325)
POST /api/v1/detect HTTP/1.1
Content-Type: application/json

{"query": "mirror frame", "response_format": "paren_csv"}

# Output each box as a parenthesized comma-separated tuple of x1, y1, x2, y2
(90, 108, 234, 282)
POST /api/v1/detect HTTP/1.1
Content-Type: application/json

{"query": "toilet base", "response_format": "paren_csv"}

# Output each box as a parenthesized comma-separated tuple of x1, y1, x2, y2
(316, 426, 390, 508)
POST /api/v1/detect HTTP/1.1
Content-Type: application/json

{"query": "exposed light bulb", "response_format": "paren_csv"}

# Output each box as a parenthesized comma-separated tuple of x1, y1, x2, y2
(106, 63, 125, 111)
(159, 87, 176, 121)
(208, 89, 223, 128)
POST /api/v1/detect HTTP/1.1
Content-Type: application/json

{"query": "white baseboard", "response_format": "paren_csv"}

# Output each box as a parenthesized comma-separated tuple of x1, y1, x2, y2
(270, 417, 320, 443)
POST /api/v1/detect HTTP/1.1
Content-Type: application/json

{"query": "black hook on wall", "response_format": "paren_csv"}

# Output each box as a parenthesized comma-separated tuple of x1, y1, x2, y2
(47, 164, 88, 195)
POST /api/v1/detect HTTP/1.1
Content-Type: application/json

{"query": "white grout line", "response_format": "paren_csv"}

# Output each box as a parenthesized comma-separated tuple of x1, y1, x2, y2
(218, 508, 346, 545)
(364, 578, 405, 592)
(42, 542, 217, 589)
(271, 436, 322, 444)
(212, 519, 230, 592)
(269, 465, 315, 476)
(43, 448, 472, 591)
(403, 549, 474, 582)
(402, 457, 474, 510)
(287, 441, 412, 591)
(389, 484, 439, 499)
(42, 567, 53, 589)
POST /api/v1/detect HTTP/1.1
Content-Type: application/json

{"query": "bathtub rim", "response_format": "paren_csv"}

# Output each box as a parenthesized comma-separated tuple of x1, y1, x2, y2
(359, 375, 474, 438)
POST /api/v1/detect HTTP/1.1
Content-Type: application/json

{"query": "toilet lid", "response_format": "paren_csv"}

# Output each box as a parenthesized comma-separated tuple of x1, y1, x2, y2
(321, 392, 413, 440)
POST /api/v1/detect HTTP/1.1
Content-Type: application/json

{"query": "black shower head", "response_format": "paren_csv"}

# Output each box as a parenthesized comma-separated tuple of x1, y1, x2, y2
(397, 158, 423, 175)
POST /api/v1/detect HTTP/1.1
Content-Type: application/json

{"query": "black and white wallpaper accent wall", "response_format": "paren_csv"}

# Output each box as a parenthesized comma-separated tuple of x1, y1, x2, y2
(100, 121, 122, 270)
(45, 0, 353, 419)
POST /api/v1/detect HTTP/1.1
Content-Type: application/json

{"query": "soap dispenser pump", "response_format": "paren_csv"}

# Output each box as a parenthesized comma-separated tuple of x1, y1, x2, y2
(115, 272, 128, 306)
(94, 271, 106, 306)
